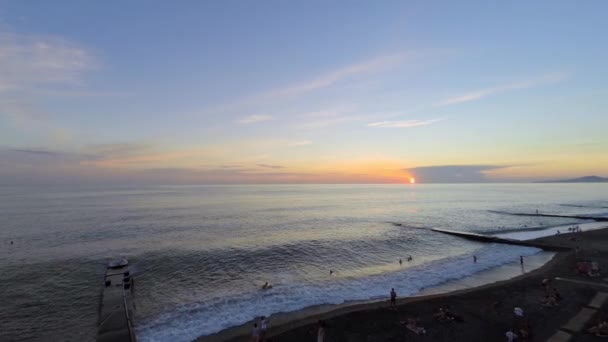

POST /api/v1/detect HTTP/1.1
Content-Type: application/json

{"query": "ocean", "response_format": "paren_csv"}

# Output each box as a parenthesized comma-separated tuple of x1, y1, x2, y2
(1, 184, 607, 341)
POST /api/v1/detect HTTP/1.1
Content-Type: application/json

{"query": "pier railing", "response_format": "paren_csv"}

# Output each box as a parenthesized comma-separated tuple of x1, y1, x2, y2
(122, 286, 136, 342)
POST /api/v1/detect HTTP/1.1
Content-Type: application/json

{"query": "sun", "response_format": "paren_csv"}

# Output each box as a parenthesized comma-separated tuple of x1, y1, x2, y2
(409, 177, 416, 184)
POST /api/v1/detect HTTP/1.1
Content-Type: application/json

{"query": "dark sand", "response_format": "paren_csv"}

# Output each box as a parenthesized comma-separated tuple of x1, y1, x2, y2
(199, 227, 608, 342)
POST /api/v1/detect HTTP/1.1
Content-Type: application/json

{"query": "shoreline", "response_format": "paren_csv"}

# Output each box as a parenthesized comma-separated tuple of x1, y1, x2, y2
(197, 252, 558, 341)
(197, 225, 608, 342)
(200, 251, 560, 342)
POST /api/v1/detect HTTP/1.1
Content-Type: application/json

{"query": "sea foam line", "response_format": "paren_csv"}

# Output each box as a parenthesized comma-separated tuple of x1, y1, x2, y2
(136, 243, 541, 342)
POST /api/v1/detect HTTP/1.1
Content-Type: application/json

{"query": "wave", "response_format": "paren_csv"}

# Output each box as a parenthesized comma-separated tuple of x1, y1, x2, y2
(135, 244, 541, 342)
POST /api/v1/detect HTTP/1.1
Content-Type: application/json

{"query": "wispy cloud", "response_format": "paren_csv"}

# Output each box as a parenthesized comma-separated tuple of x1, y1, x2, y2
(265, 53, 406, 98)
(287, 140, 312, 147)
(256, 163, 285, 169)
(9, 148, 64, 156)
(434, 73, 568, 107)
(368, 118, 443, 128)
(0, 30, 99, 142)
(236, 114, 273, 124)
(85, 143, 152, 158)
(0, 32, 97, 94)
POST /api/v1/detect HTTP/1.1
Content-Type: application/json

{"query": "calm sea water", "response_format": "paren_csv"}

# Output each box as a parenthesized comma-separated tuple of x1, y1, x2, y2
(1, 184, 607, 341)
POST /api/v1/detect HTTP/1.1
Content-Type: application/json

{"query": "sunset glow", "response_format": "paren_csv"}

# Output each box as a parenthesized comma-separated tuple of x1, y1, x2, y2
(0, 2, 606, 185)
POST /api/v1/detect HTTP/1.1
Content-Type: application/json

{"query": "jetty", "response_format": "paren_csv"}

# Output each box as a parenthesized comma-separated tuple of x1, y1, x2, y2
(431, 228, 569, 251)
(97, 259, 136, 342)
(488, 210, 608, 222)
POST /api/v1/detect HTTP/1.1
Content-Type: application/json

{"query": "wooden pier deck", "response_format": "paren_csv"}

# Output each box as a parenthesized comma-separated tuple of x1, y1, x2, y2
(97, 262, 136, 342)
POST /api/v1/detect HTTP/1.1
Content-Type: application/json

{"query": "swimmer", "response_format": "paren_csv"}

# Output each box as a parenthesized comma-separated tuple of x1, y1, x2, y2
(262, 282, 272, 290)
(407, 255, 413, 262)
(329, 270, 333, 275)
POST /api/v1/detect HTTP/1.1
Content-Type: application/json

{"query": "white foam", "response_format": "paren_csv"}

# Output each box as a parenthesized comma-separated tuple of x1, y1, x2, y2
(494, 221, 607, 240)
(136, 243, 542, 342)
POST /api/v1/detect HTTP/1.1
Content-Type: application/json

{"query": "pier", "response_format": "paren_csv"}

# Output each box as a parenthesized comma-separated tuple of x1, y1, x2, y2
(488, 210, 608, 222)
(97, 260, 136, 342)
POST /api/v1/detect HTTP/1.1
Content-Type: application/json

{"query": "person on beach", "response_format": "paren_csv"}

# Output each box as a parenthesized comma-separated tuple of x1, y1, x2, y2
(317, 320, 326, 342)
(390, 288, 397, 309)
(541, 294, 558, 307)
(405, 317, 426, 335)
(513, 307, 524, 317)
(260, 316, 269, 341)
(552, 288, 562, 302)
(506, 328, 518, 342)
(251, 323, 260, 342)
(541, 278, 550, 292)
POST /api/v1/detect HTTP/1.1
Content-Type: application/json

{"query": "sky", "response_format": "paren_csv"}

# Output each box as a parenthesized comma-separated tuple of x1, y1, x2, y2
(0, 1, 607, 185)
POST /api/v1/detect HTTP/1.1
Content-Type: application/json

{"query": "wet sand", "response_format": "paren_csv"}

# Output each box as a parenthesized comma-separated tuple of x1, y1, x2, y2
(198, 226, 608, 342)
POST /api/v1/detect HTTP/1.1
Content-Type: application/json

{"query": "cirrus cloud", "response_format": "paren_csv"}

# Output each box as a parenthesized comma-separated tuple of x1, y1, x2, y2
(434, 73, 568, 107)
(0, 31, 97, 94)
(236, 114, 273, 124)
(367, 118, 443, 128)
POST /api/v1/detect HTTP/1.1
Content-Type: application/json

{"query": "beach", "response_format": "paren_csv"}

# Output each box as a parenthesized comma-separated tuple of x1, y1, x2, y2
(202, 226, 608, 342)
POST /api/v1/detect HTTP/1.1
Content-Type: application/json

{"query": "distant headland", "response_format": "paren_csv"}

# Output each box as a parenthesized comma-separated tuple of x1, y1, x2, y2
(535, 175, 608, 183)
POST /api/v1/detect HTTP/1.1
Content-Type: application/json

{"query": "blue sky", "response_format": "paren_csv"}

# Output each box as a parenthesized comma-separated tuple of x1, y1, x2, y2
(0, 1, 607, 184)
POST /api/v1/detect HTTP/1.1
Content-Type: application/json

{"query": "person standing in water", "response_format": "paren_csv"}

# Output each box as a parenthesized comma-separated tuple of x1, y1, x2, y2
(520, 256, 524, 266)
(399, 259, 403, 265)
(473, 255, 477, 263)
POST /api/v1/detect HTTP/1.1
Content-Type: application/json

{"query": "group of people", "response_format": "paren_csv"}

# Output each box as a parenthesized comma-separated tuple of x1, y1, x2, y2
(540, 279, 562, 307)
(556, 226, 583, 235)
(250, 316, 269, 342)
(433, 307, 463, 322)
(576, 260, 601, 277)
(506, 324, 531, 342)
(251, 316, 327, 341)
(588, 319, 608, 337)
